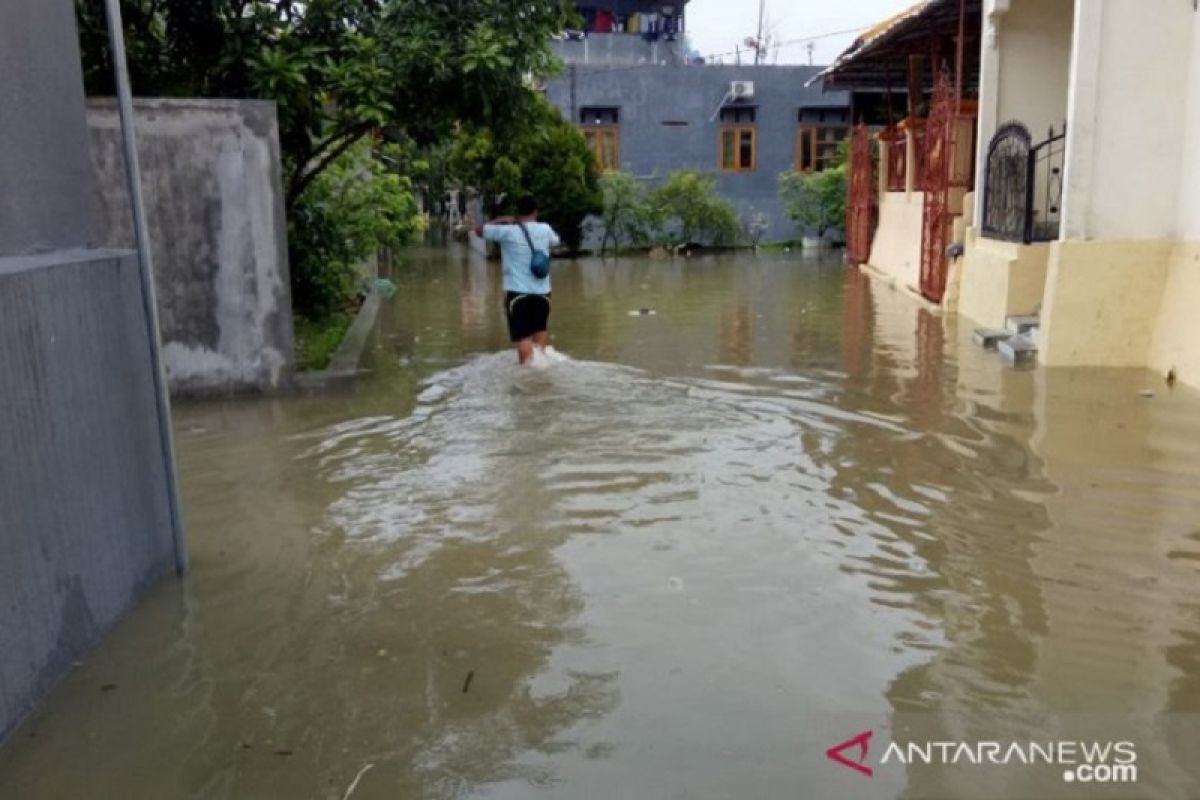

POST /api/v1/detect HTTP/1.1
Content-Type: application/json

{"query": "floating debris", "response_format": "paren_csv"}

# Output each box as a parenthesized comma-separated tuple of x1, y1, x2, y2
(627, 308, 657, 317)
(462, 670, 475, 694)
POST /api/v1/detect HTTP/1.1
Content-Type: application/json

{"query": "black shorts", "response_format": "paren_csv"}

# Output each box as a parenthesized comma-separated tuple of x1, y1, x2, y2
(505, 292, 551, 342)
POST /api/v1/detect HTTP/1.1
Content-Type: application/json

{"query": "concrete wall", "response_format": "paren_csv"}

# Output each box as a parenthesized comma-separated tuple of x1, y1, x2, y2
(868, 191, 925, 293)
(87, 99, 294, 396)
(996, 0, 1073, 144)
(1148, 11, 1200, 385)
(552, 33, 686, 67)
(0, 250, 176, 744)
(0, 1, 95, 254)
(958, 236, 1051, 328)
(1039, 239, 1174, 367)
(1062, 0, 1193, 241)
(544, 65, 849, 244)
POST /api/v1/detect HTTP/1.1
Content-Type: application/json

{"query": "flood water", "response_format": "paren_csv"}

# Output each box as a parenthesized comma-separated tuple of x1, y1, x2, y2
(3, 246, 1200, 799)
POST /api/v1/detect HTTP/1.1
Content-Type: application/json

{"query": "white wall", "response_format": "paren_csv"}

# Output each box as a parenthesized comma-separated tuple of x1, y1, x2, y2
(1062, 0, 1194, 241)
(997, 0, 1073, 142)
(973, 0, 1073, 228)
(1177, 9, 1200, 240)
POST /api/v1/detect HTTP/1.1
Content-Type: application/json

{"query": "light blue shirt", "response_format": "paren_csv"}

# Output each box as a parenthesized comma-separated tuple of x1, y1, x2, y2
(483, 221, 561, 295)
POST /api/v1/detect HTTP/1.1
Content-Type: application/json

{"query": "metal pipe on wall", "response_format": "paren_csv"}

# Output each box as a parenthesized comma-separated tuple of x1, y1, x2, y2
(102, 0, 188, 576)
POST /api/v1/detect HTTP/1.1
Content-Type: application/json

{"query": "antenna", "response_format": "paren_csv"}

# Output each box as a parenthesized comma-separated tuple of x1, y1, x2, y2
(755, 0, 766, 65)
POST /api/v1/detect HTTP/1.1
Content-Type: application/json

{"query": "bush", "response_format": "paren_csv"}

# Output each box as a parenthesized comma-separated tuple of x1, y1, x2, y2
(598, 171, 652, 254)
(646, 170, 742, 248)
(289, 141, 424, 319)
(778, 166, 848, 240)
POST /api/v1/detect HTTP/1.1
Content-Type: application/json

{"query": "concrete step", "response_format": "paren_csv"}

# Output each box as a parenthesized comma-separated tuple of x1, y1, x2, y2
(998, 332, 1038, 368)
(973, 328, 1014, 351)
(1006, 314, 1040, 335)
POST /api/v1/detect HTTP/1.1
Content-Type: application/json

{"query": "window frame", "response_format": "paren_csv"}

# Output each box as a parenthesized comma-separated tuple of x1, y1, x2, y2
(581, 124, 621, 172)
(795, 124, 848, 173)
(719, 124, 757, 173)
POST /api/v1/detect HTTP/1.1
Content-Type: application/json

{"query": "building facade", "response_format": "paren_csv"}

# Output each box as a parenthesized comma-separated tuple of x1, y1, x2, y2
(816, 0, 983, 303)
(545, 63, 850, 245)
(957, 0, 1200, 386)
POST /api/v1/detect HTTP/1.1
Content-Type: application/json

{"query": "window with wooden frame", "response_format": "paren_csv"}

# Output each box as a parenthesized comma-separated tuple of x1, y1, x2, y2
(720, 126, 757, 172)
(580, 106, 620, 171)
(718, 105, 757, 172)
(795, 125, 848, 172)
(582, 126, 620, 172)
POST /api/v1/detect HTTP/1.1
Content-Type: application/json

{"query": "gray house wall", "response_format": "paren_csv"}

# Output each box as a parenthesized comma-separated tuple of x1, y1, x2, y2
(1, 0, 178, 746)
(551, 33, 687, 67)
(545, 64, 849, 245)
(87, 99, 294, 396)
(0, 251, 176, 746)
(0, 1, 95, 254)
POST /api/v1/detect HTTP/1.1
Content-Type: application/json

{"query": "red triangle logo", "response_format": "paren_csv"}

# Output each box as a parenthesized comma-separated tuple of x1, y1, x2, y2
(826, 730, 874, 777)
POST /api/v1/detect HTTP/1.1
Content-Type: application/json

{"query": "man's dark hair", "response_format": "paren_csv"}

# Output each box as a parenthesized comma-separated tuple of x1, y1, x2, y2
(516, 195, 538, 216)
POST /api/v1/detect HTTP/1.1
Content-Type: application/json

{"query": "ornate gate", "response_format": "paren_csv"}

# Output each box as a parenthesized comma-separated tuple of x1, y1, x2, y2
(919, 69, 956, 302)
(846, 123, 875, 266)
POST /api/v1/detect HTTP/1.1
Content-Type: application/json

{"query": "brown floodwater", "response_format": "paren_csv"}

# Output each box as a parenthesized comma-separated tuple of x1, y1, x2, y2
(3, 245, 1200, 800)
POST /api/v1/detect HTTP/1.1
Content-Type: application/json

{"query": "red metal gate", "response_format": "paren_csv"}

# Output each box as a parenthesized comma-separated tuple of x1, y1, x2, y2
(845, 123, 875, 266)
(919, 70, 955, 302)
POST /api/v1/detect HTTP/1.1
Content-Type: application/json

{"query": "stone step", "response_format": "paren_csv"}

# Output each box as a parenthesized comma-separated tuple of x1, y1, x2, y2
(998, 333, 1038, 368)
(973, 328, 1014, 351)
(1006, 314, 1041, 334)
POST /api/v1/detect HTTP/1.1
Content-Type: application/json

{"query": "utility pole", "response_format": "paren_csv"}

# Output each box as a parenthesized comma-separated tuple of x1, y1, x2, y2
(755, 0, 766, 65)
(807, 41, 815, 66)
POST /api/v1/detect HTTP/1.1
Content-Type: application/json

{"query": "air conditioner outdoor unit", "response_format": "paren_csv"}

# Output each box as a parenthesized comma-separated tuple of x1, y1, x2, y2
(730, 81, 755, 99)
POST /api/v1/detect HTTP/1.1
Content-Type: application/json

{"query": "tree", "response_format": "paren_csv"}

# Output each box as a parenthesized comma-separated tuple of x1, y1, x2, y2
(75, 0, 577, 213)
(288, 140, 424, 318)
(597, 172, 650, 256)
(646, 171, 742, 248)
(778, 166, 847, 241)
(449, 96, 601, 253)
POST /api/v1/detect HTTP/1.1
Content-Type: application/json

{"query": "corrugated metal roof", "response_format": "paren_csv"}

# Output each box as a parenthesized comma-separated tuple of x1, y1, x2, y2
(806, 0, 980, 90)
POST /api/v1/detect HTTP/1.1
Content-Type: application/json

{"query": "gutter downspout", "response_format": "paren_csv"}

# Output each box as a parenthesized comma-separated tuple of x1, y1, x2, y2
(103, 0, 188, 576)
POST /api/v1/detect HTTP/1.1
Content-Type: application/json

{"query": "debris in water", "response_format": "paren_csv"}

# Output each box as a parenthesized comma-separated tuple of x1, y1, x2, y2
(463, 670, 475, 694)
(627, 308, 657, 317)
(1167, 368, 1178, 388)
(342, 763, 375, 800)
(1139, 390, 1156, 398)
(100, 683, 117, 692)
(273, 749, 294, 757)
(668, 576, 684, 591)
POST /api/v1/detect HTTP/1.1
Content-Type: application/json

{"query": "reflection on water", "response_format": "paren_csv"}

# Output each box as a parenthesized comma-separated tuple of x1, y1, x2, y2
(2, 246, 1200, 799)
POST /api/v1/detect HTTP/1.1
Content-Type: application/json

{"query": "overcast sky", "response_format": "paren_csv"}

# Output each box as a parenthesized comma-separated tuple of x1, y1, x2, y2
(685, 0, 917, 66)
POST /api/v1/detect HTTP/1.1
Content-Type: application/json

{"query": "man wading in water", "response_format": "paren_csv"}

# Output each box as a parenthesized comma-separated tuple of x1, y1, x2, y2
(476, 195, 561, 365)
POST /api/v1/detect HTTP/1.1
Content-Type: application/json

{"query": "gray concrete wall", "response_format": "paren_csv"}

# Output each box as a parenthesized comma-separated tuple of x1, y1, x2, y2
(552, 33, 687, 66)
(87, 99, 294, 396)
(0, 249, 176, 745)
(0, 1, 95, 254)
(545, 65, 850, 244)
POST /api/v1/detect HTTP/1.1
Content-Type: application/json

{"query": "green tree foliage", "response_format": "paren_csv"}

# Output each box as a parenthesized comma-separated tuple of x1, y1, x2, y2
(778, 141, 850, 240)
(449, 97, 601, 253)
(778, 166, 848, 240)
(288, 141, 424, 318)
(645, 171, 742, 248)
(597, 171, 651, 255)
(75, 0, 575, 319)
(75, 0, 575, 212)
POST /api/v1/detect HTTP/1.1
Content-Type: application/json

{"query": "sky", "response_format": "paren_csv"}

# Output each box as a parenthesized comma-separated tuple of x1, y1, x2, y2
(684, 0, 918, 66)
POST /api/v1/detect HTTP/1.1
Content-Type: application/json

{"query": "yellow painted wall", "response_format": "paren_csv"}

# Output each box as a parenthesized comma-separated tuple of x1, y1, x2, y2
(1149, 242, 1200, 386)
(958, 234, 1051, 329)
(868, 191, 925, 293)
(1039, 239, 1173, 368)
